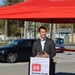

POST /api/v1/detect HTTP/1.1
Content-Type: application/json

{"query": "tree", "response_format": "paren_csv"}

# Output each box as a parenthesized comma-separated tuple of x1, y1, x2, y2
(0, 20, 5, 34)
(7, 20, 21, 36)
(3, 0, 24, 5)
(59, 23, 71, 28)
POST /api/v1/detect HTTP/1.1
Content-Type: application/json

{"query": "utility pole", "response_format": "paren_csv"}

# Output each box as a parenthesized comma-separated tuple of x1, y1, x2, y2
(35, 22, 38, 39)
(4, 0, 9, 44)
(50, 23, 53, 39)
(49, 23, 56, 41)
(4, 20, 7, 44)
(32, 22, 35, 39)
(71, 24, 73, 43)
(21, 27, 23, 39)
(24, 0, 27, 39)
(24, 21, 27, 39)
(57, 23, 60, 38)
(53, 23, 56, 42)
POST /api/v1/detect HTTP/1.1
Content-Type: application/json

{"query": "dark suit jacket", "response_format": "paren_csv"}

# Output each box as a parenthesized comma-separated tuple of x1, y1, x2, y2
(32, 37, 56, 57)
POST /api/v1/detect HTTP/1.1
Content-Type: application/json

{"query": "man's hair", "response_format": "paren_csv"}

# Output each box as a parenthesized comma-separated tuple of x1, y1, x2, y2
(38, 26, 47, 32)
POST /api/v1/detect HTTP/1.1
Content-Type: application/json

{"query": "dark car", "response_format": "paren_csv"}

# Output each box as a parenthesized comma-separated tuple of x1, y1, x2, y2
(0, 39, 36, 63)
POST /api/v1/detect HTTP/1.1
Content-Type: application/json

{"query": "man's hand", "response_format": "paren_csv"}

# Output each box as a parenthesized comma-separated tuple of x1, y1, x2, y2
(36, 52, 49, 58)
(36, 52, 41, 57)
(41, 51, 49, 58)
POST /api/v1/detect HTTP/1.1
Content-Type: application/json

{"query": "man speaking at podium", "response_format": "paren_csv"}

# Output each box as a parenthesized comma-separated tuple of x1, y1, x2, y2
(32, 26, 56, 75)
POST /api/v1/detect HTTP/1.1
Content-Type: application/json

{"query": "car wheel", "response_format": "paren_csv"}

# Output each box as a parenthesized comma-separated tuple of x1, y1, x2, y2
(7, 53, 17, 63)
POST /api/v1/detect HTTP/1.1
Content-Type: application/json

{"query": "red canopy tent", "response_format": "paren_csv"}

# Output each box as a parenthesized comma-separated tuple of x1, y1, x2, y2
(0, 0, 75, 23)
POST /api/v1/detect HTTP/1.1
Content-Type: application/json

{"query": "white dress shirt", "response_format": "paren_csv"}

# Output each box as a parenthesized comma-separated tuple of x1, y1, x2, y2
(40, 38, 46, 51)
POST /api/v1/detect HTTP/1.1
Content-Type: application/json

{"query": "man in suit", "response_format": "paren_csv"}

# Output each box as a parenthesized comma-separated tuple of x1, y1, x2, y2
(32, 26, 56, 57)
(32, 26, 56, 75)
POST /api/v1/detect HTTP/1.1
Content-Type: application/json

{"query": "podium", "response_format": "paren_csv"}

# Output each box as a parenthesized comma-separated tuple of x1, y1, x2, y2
(29, 57, 50, 75)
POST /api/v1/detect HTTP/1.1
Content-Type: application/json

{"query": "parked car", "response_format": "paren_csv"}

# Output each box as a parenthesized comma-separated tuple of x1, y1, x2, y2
(0, 39, 36, 63)
(55, 38, 64, 53)
(55, 44, 64, 53)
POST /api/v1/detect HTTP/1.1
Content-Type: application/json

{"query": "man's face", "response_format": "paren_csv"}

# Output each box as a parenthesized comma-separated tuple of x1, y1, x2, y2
(39, 29, 46, 38)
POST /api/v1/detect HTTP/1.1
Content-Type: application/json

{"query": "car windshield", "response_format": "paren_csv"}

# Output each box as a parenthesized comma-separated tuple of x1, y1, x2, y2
(7, 40, 19, 46)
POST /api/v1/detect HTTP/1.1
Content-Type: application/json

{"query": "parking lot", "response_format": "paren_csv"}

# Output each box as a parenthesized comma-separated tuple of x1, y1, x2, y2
(0, 52, 75, 75)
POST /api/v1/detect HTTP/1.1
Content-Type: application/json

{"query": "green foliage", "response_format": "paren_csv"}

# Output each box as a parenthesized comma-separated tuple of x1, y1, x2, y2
(0, 20, 21, 36)
(8, 0, 24, 4)
(59, 23, 75, 32)
(41, 23, 49, 32)
(0, 20, 5, 33)
(59, 23, 71, 28)
(3, 0, 24, 5)
(73, 24, 75, 32)
(0, 43, 5, 46)
(7, 20, 21, 36)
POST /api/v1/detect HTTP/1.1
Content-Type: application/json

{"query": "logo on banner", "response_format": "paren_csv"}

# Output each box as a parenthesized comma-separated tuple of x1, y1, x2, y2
(32, 64, 41, 72)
